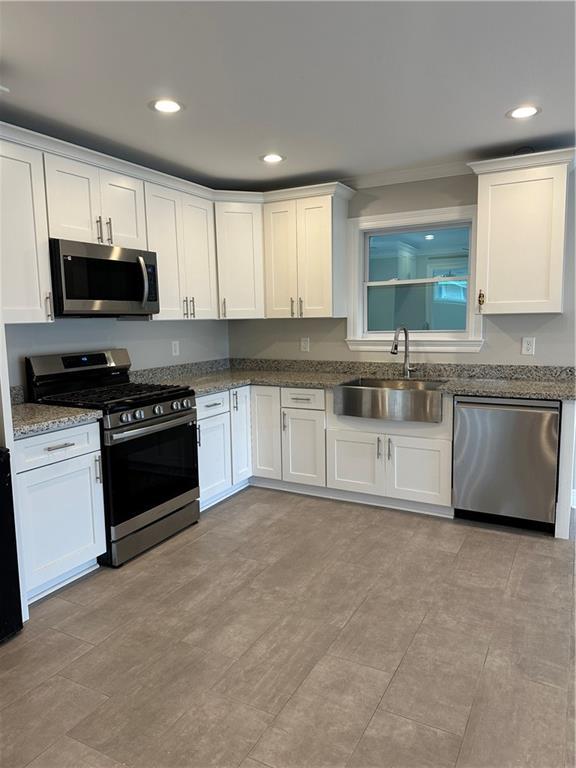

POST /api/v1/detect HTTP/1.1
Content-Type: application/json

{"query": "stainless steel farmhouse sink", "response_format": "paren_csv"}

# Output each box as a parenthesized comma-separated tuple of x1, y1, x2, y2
(333, 378, 446, 423)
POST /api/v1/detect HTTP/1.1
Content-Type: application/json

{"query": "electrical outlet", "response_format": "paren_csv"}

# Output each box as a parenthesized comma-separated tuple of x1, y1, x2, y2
(171, 340, 180, 357)
(521, 337, 536, 355)
(300, 337, 310, 353)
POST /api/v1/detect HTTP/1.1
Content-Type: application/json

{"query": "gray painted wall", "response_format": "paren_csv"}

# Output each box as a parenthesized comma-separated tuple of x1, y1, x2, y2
(229, 174, 576, 366)
(6, 319, 229, 386)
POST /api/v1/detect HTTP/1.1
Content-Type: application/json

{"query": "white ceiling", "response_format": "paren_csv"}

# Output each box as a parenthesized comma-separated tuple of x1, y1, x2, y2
(0, 1, 574, 190)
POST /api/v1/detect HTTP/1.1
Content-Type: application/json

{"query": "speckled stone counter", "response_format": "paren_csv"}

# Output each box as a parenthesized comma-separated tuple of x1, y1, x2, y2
(438, 378, 575, 401)
(12, 404, 102, 440)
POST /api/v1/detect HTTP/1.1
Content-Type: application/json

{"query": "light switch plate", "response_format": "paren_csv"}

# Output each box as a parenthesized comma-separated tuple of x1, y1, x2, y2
(521, 337, 536, 355)
(171, 340, 180, 357)
(300, 337, 310, 353)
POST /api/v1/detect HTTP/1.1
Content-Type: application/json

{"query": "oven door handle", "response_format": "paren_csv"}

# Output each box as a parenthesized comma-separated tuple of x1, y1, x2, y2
(104, 413, 196, 445)
(138, 255, 149, 307)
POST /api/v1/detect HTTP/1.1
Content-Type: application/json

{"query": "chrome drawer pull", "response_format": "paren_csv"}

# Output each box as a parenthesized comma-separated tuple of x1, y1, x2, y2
(96, 216, 104, 243)
(45, 442, 75, 452)
(387, 437, 392, 460)
(197, 423, 202, 447)
(95, 454, 103, 483)
(291, 396, 312, 402)
(204, 402, 222, 408)
(106, 217, 113, 244)
(376, 437, 382, 459)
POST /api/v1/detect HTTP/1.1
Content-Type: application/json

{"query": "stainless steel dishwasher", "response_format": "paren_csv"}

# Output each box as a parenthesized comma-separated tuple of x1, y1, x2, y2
(453, 397, 560, 525)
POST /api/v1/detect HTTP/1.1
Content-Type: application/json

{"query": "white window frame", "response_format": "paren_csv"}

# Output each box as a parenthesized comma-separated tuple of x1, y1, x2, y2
(346, 205, 483, 353)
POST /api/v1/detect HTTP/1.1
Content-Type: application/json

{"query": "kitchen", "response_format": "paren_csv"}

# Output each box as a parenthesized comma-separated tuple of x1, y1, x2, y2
(0, 2, 575, 768)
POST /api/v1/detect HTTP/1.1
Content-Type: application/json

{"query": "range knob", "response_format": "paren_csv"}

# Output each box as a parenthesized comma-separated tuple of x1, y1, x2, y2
(120, 412, 132, 424)
(134, 409, 145, 420)
(153, 404, 164, 416)
(181, 399, 191, 409)
(172, 401, 182, 411)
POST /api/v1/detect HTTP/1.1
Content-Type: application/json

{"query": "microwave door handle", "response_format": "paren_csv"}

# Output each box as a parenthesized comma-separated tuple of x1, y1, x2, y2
(138, 256, 149, 306)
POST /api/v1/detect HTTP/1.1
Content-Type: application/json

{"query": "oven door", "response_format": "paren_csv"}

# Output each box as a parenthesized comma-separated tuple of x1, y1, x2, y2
(103, 412, 198, 542)
(50, 239, 159, 316)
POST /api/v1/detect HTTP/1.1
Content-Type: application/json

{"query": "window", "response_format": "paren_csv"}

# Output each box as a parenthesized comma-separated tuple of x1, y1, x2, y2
(365, 225, 470, 332)
(347, 206, 483, 352)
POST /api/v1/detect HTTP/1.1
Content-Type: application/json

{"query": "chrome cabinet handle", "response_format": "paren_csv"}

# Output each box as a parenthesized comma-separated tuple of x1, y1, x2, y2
(197, 423, 201, 447)
(137, 256, 149, 307)
(290, 396, 312, 402)
(190, 296, 196, 318)
(204, 401, 222, 409)
(96, 216, 104, 243)
(45, 441, 75, 452)
(282, 411, 287, 431)
(221, 298, 227, 318)
(298, 297, 303, 317)
(376, 437, 382, 459)
(106, 217, 113, 244)
(387, 437, 392, 460)
(233, 391, 239, 411)
(95, 454, 103, 483)
(290, 297, 295, 318)
(183, 297, 189, 318)
(45, 292, 54, 321)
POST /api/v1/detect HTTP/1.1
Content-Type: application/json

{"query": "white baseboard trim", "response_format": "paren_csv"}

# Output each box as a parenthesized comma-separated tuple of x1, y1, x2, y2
(200, 479, 250, 513)
(249, 477, 454, 519)
(27, 560, 99, 605)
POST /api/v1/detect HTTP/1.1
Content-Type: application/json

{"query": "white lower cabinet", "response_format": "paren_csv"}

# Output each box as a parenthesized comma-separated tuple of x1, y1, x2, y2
(281, 407, 326, 487)
(197, 411, 232, 500)
(231, 387, 252, 484)
(386, 435, 452, 506)
(17, 447, 105, 597)
(326, 429, 385, 495)
(327, 429, 452, 506)
(251, 386, 282, 480)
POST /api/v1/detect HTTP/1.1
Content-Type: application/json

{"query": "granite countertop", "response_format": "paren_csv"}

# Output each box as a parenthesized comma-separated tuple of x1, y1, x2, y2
(141, 368, 576, 401)
(12, 404, 102, 441)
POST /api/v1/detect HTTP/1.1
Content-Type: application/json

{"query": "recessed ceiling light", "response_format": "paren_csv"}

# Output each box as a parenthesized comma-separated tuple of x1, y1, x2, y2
(506, 105, 541, 120)
(151, 99, 182, 114)
(424, 234, 435, 240)
(261, 153, 285, 164)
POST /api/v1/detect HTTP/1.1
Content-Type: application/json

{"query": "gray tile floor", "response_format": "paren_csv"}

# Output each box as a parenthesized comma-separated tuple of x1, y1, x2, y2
(1, 487, 574, 768)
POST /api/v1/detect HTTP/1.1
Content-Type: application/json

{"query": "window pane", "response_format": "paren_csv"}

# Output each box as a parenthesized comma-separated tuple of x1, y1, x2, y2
(367, 280, 468, 331)
(367, 226, 470, 282)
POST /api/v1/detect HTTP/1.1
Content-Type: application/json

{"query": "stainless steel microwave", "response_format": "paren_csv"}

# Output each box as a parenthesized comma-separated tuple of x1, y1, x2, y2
(49, 239, 160, 317)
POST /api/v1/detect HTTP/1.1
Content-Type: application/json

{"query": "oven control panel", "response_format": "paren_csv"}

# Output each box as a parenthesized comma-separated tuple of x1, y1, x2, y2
(104, 394, 196, 430)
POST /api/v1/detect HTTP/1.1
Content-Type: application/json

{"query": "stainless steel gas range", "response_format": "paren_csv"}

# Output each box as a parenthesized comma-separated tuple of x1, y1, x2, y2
(26, 349, 199, 566)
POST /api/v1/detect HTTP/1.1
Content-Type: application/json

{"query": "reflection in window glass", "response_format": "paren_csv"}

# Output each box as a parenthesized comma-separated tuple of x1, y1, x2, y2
(365, 224, 471, 333)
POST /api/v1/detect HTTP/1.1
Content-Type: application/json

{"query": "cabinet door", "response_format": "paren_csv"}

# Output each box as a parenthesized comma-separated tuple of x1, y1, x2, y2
(296, 195, 332, 317)
(181, 193, 219, 319)
(281, 408, 326, 487)
(231, 387, 252, 484)
(250, 386, 281, 480)
(215, 202, 264, 318)
(386, 436, 451, 506)
(44, 154, 101, 243)
(0, 142, 52, 323)
(17, 452, 105, 594)
(99, 170, 147, 249)
(264, 200, 298, 318)
(198, 412, 232, 501)
(145, 183, 186, 320)
(476, 164, 567, 314)
(326, 429, 385, 496)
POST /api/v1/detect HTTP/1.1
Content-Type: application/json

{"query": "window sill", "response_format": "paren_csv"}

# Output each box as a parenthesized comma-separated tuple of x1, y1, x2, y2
(346, 337, 485, 353)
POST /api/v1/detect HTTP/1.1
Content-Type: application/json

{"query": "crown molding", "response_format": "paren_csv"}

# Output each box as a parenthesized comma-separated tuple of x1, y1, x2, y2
(344, 161, 473, 190)
(263, 181, 355, 203)
(468, 148, 576, 174)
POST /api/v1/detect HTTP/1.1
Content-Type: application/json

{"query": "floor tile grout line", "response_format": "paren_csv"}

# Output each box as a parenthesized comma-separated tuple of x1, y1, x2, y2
(452, 635, 493, 767)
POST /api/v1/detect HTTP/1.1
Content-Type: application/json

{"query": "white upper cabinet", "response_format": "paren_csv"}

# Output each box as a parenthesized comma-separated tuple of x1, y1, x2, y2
(44, 154, 147, 248)
(0, 141, 52, 323)
(145, 183, 186, 320)
(99, 169, 147, 249)
(471, 150, 573, 314)
(296, 195, 333, 318)
(215, 201, 264, 318)
(264, 200, 298, 318)
(181, 193, 219, 319)
(44, 154, 101, 243)
(263, 186, 352, 319)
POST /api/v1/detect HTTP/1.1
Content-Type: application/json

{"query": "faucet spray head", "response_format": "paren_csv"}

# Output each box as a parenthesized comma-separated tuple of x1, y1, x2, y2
(390, 341, 399, 355)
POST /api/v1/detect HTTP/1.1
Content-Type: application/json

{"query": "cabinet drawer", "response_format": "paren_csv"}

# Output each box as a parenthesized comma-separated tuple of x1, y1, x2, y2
(196, 391, 230, 419)
(14, 423, 101, 473)
(281, 388, 325, 410)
